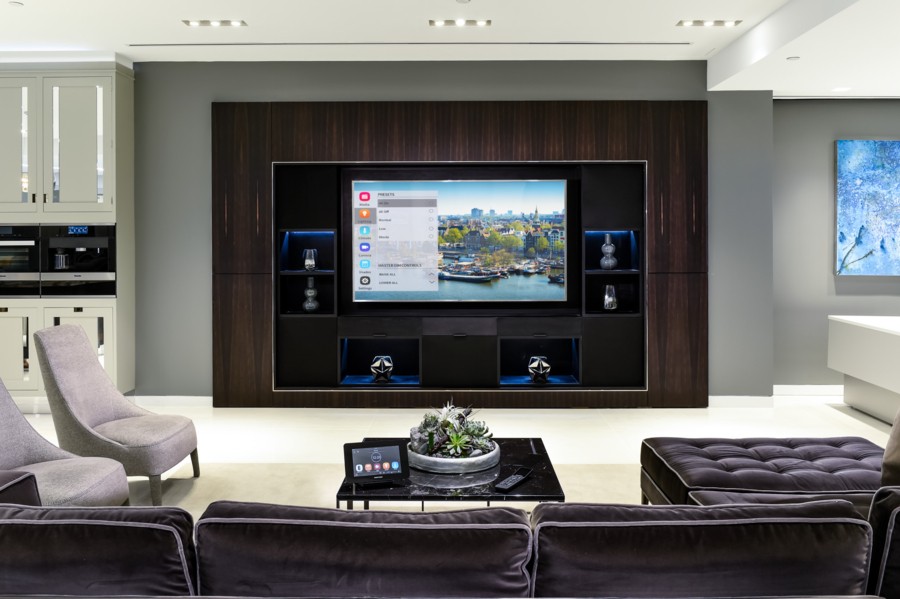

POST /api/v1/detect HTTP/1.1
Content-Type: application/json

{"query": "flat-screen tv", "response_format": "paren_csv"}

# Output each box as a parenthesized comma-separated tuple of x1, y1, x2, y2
(341, 165, 580, 314)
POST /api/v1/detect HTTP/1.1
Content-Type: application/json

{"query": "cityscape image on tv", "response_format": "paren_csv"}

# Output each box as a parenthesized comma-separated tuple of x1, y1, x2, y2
(351, 179, 567, 302)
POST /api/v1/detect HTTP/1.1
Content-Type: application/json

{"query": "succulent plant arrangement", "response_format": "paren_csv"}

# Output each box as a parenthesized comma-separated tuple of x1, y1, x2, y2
(409, 402, 495, 459)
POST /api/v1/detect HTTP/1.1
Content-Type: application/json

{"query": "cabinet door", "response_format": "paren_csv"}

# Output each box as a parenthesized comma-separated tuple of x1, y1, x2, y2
(41, 77, 113, 213)
(213, 273, 274, 406)
(43, 305, 116, 387)
(212, 103, 272, 274)
(647, 273, 707, 407)
(0, 306, 41, 391)
(0, 78, 39, 214)
(646, 102, 707, 273)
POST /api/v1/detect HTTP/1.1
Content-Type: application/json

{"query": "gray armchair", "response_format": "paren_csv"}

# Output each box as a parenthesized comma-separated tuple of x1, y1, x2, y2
(0, 376, 128, 506)
(33, 323, 199, 506)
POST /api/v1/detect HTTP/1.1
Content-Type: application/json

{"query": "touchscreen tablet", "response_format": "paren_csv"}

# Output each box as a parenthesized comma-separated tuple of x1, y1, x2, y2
(343, 439, 410, 483)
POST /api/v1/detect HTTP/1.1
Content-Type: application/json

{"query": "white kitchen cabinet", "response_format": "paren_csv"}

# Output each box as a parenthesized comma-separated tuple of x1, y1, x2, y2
(43, 305, 116, 387)
(0, 70, 124, 222)
(0, 77, 39, 214)
(42, 77, 113, 215)
(0, 305, 41, 391)
(0, 299, 125, 398)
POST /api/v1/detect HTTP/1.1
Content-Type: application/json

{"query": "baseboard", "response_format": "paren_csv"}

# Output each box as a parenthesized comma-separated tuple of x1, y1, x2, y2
(773, 384, 844, 396)
(13, 396, 50, 415)
(133, 396, 213, 408)
(708, 396, 774, 408)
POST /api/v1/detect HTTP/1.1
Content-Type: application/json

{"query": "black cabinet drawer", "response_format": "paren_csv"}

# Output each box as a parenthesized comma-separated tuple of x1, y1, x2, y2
(422, 317, 497, 336)
(497, 317, 581, 337)
(338, 317, 422, 337)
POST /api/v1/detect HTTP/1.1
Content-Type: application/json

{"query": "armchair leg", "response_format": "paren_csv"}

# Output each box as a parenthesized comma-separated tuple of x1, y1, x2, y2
(149, 475, 162, 506)
(190, 448, 200, 478)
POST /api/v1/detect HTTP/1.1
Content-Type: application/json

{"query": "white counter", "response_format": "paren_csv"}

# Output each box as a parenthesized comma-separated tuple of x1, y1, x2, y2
(828, 315, 900, 423)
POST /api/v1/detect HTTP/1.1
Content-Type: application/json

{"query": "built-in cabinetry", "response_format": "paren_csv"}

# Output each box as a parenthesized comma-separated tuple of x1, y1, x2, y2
(271, 161, 647, 395)
(0, 74, 117, 220)
(0, 64, 134, 398)
(212, 100, 707, 408)
(0, 299, 115, 393)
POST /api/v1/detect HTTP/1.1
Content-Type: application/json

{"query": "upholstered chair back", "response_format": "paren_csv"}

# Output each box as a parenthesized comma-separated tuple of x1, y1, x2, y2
(0, 377, 71, 469)
(33, 324, 145, 432)
(882, 409, 900, 486)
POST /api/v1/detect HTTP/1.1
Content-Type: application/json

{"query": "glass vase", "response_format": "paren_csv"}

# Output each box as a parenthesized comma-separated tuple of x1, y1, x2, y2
(600, 233, 618, 270)
(302, 277, 319, 312)
(603, 284, 618, 310)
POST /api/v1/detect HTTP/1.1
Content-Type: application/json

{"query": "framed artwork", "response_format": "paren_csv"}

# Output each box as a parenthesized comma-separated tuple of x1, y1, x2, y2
(835, 139, 900, 275)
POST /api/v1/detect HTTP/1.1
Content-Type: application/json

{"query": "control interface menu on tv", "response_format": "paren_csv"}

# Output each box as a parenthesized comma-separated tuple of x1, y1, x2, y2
(351, 179, 568, 303)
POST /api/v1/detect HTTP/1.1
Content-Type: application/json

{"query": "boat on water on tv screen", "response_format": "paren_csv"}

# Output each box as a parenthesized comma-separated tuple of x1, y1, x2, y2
(351, 179, 568, 302)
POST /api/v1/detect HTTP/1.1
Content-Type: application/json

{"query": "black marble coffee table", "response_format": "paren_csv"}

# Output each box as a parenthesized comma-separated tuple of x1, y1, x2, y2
(336, 437, 565, 509)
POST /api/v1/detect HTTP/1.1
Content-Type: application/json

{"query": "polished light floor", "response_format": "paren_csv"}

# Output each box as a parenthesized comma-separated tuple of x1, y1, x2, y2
(22, 389, 892, 511)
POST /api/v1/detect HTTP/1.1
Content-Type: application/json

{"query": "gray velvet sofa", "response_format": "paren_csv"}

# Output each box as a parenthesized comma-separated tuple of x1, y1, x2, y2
(0, 498, 890, 598)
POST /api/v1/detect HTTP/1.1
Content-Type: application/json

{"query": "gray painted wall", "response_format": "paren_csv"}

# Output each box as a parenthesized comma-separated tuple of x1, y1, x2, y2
(773, 100, 900, 384)
(133, 61, 774, 397)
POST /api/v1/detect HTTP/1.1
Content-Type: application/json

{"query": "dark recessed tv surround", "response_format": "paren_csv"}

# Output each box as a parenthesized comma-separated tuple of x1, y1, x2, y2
(212, 101, 707, 409)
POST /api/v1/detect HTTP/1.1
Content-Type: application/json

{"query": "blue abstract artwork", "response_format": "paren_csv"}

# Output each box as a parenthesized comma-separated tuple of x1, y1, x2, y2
(836, 139, 900, 275)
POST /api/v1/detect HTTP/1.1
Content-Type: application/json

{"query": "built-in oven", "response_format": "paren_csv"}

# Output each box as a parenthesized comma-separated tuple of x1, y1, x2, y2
(40, 225, 115, 296)
(0, 225, 40, 297)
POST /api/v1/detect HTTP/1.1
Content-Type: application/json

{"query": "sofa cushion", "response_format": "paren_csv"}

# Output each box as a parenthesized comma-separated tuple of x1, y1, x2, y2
(196, 500, 532, 597)
(0, 504, 196, 596)
(642, 436, 883, 505)
(530, 501, 871, 598)
(868, 486, 900, 597)
(688, 488, 876, 517)
(0, 470, 40, 506)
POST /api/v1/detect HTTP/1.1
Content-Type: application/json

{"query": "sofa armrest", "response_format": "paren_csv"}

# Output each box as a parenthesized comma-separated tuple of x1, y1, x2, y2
(0, 471, 40, 506)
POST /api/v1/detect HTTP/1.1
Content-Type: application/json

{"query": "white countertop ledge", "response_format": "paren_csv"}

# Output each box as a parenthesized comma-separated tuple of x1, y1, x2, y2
(828, 315, 900, 336)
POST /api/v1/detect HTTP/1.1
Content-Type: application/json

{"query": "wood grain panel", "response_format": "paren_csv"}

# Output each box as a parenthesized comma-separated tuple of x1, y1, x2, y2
(645, 102, 708, 273)
(212, 274, 273, 407)
(212, 103, 272, 274)
(647, 273, 708, 407)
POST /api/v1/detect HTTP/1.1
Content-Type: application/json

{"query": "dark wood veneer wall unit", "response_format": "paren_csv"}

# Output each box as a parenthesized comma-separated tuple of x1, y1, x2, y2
(212, 101, 708, 408)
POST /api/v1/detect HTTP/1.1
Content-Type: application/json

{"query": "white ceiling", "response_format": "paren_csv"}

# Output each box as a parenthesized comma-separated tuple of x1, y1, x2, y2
(0, 0, 894, 98)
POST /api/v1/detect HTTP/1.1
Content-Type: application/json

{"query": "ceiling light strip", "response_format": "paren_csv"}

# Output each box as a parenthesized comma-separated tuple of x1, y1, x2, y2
(429, 19, 491, 27)
(183, 20, 247, 28)
(677, 20, 741, 28)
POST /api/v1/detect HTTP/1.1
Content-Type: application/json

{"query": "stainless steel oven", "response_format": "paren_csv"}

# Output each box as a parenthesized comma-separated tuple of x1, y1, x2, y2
(0, 225, 40, 297)
(40, 225, 115, 296)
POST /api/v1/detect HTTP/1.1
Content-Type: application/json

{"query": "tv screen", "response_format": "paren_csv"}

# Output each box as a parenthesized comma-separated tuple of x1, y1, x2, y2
(349, 178, 568, 303)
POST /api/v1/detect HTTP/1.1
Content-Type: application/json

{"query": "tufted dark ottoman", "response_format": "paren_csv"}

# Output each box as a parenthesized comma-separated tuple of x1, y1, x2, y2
(641, 436, 884, 507)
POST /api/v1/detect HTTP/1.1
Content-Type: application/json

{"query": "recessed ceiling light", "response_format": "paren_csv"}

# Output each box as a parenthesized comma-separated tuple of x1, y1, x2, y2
(182, 19, 247, 27)
(677, 19, 742, 28)
(429, 18, 492, 27)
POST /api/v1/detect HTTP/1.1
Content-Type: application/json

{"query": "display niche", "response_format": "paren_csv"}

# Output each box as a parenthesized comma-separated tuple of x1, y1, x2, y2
(273, 161, 646, 394)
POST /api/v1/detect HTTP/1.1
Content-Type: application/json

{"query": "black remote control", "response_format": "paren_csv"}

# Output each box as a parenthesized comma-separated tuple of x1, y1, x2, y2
(495, 467, 532, 492)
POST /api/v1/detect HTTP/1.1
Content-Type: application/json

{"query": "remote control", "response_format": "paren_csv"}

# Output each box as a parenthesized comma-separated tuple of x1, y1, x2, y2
(495, 467, 532, 492)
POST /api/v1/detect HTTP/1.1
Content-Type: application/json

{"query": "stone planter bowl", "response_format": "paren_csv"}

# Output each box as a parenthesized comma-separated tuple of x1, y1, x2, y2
(407, 443, 501, 474)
